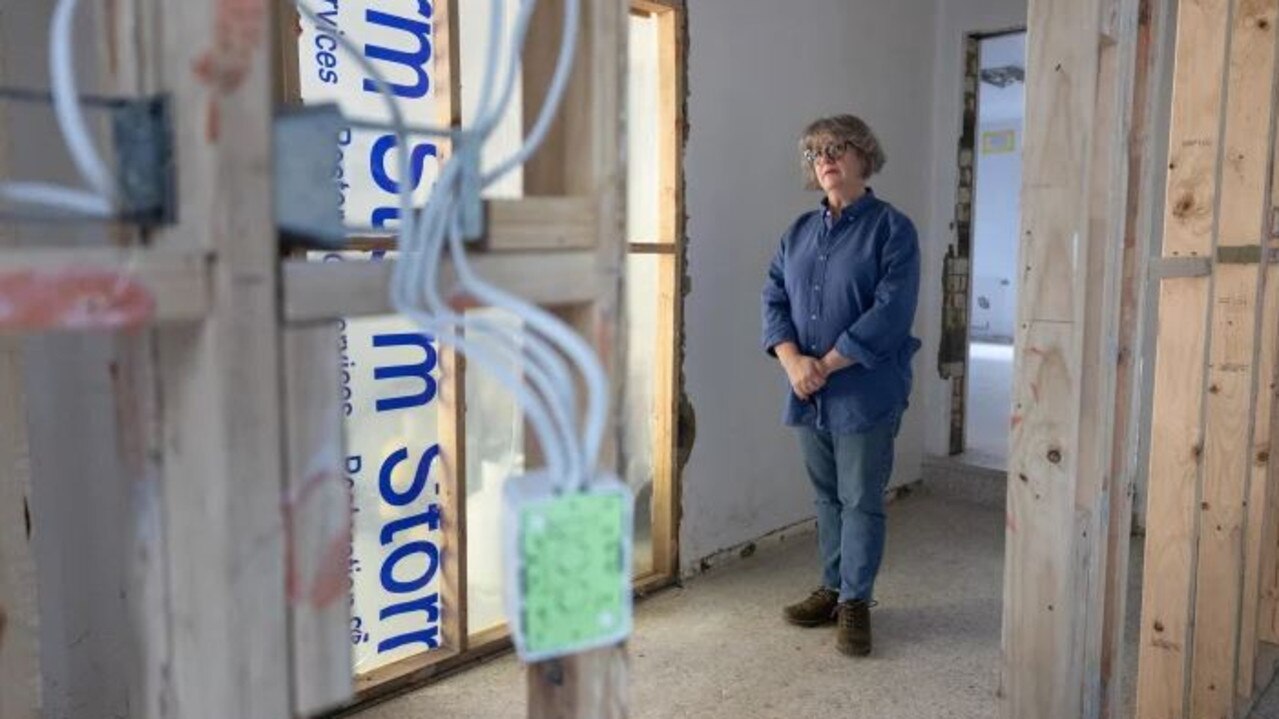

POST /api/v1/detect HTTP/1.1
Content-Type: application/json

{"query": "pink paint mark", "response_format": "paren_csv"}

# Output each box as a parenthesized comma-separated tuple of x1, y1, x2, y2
(282, 468, 353, 609)
(1010, 413, 1023, 430)
(0, 269, 155, 331)
(192, 0, 267, 140)
(1006, 512, 1018, 533)
(309, 527, 354, 609)
(447, 291, 483, 312)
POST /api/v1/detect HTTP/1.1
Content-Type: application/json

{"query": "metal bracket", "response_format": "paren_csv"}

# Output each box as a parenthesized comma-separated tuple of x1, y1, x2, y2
(112, 94, 174, 225)
(0, 88, 175, 224)
(274, 104, 345, 248)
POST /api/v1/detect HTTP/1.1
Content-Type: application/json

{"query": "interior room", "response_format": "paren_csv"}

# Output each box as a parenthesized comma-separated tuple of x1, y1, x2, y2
(6, 0, 1279, 718)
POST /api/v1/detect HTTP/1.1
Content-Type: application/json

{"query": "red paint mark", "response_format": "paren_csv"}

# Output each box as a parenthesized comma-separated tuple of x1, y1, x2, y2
(1006, 512, 1018, 533)
(309, 527, 353, 608)
(1010, 413, 1023, 430)
(192, 0, 267, 140)
(447, 291, 483, 312)
(282, 468, 352, 608)
(0, 269, 155, 331)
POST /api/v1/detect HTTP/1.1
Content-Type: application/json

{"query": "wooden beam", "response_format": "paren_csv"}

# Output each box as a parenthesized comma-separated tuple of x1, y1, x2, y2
(484, 198, 598, 251)
(1001, 0, 1138, 715)
(282, 252, 605, 322)
(1134, 0, 1279, 715)
(1207, 0, 1279, 705)
(282, 323, 352, 716)
(0, 341, 39, 719)
(1185, 0, 1279, 713)
(528, 646, 628, 719)
(1101, 2, 1166, 716)
(0, 248, 210, 330)
(144, 0, 293, 714)
(527, 0, 629, 715)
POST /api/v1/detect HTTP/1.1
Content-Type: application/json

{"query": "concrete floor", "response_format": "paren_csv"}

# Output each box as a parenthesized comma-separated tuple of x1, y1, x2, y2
(355, 482, 1034, 719)
(352, 474, 1279, 719)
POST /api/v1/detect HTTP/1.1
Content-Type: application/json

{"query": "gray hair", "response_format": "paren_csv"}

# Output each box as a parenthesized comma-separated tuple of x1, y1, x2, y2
(798, 114, 886, 188)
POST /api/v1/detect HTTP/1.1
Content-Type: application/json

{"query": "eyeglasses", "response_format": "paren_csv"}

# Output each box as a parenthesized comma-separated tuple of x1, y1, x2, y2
(803, 141, 855, 165)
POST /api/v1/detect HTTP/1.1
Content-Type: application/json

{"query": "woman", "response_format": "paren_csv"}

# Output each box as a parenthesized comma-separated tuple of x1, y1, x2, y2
(761, 114, 921, 657)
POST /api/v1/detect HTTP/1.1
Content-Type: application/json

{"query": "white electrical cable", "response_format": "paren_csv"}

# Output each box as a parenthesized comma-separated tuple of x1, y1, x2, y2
(290, 0, 583, 483)
(290, 0, 606, 490)
(0, 0, 114, 217)
(446, 0, 610, 482)
(50, 0, 113, 201)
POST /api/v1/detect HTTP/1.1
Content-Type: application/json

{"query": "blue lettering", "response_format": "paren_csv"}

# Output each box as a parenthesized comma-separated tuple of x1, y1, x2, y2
(378, 625, 439, 653)
(362, 3, 435, 99)
(379, 540, 439, 593)
(377, 444, 440, 506)
(370, 134, 437, 194)
(371, 332, 438, 411)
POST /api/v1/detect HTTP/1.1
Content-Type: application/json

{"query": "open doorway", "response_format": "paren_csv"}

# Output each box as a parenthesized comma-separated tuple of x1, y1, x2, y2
(946, 30, 1026, 470)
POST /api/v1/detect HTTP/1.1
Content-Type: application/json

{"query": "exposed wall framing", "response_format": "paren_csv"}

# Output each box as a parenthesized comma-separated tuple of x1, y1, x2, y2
(0, 0, 632, 718)
(1136, 0, 1279, 715)
(1001, 0, 1141, 717)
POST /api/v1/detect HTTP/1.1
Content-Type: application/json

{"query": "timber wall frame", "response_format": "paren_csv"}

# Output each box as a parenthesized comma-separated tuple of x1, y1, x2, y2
(1005, 0, 1279, 717)
(0, 1, 637, 718)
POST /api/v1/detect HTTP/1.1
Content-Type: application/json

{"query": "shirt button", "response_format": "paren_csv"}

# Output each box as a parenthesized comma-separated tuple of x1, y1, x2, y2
(810, 314, 818, 320)
(814, 285, 821, 291)
(819, 255, 826, 260)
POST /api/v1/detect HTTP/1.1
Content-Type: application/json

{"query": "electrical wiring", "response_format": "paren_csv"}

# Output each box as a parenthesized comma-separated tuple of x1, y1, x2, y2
(0, 0, 114, 218)
(289, 0, 595, 488)
(50, 0, 113, 201)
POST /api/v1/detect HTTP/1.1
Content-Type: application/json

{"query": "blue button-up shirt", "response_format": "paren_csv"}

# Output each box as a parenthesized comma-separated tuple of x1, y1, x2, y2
(761, 190, 922, 433)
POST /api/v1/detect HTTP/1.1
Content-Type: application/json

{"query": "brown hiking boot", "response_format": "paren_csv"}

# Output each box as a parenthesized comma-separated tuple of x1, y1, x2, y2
(783, 587, 839, 627)
(836, 600, 872, 656)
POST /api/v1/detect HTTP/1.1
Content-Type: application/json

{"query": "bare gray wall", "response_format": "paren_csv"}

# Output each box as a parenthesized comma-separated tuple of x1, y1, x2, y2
(681, 0, 940, 572)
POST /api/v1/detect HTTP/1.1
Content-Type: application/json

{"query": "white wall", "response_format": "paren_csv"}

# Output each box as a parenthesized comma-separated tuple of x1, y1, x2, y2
(681, 0, 939, 572)
(921, 0, 1028, 458)
(970, 118, 1022, 342)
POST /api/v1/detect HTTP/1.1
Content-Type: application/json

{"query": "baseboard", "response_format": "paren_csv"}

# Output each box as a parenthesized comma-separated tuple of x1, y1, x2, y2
(681, 480, 923, 581)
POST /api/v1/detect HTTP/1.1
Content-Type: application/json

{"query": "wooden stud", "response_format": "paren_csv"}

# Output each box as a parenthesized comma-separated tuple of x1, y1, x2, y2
(1001, 0, 1138, 715)
(1101, 2, 1167, 716)
(0, 248, 210, 330)
(1188, 0, 1279, 714)
(528, 0, 629, 715)
(143, 0, 293, 715)
(282, 324, 353, 716)
(1210, 0, 1279, 704)
(0, 341, 39, 719)
(438, 345, 468, 655)
(528, 647, 628, 719)
(646, 2, 685, 579)
(282, 251, 605, 322)
(1135, 0, 1232, 716)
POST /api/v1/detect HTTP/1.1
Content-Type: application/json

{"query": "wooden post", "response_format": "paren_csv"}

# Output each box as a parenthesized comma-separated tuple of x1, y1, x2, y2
(1137, 0, 1279, 716)
(1100, 1, 1169, 716)
(142, 0, 292, 715)
(1000, 0, 1140, 716)
(0, 341, 39, 719)
(527, 0, 629, 717)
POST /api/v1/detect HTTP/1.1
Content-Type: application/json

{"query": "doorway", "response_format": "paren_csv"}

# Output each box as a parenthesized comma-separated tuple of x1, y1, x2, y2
(945, 29, 1026, 470)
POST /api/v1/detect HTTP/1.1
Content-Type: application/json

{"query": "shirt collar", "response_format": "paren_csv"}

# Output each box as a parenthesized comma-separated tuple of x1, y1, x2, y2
(821, 187, 876, 221)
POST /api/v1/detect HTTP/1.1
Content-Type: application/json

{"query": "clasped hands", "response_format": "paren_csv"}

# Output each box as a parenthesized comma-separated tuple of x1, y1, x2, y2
(775, 342, 853, 402)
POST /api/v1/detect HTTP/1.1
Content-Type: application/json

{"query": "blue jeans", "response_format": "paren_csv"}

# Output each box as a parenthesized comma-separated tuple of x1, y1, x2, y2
(797, 420, 898, 602)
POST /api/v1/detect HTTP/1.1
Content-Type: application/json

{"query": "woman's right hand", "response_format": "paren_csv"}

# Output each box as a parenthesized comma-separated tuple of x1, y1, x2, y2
(782, 355, 827, 401)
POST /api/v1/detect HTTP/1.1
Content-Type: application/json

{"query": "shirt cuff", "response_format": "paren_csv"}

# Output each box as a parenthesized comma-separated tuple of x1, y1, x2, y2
(763, 330, 798, 357)
(835, 333, 879, 370)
